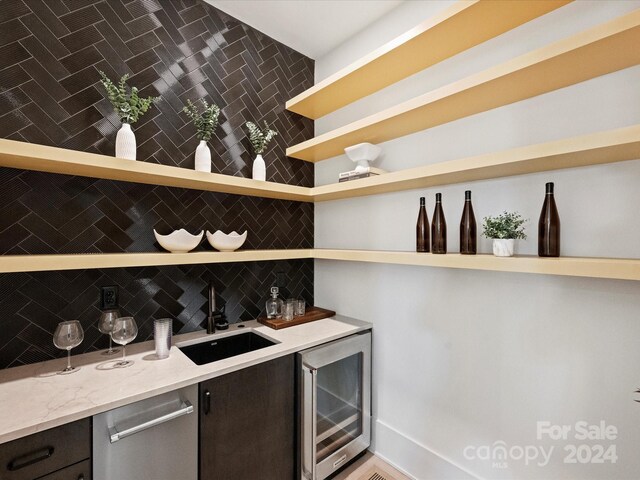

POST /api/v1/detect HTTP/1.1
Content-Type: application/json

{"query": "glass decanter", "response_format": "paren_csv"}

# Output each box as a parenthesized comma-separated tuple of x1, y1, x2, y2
(265, 286, 284, 319)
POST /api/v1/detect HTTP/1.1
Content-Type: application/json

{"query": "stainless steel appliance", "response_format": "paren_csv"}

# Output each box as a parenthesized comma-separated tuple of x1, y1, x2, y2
(93, 384, 198, 480)
(299, 331, 372, 480)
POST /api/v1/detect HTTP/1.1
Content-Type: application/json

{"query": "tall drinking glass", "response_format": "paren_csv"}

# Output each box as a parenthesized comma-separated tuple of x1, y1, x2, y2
(53, 320, 84, 374)
(111, 316, 138, 368)
(97, 309, 121, 356)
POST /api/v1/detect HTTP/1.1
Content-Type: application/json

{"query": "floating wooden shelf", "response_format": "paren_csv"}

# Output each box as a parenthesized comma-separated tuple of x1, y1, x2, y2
(311, 125, 640, 201)
(313, 250, 640, 282)
(286, 0, 571, 119)
(2, 249, 638, 281)
(287, 10, 640, 162)
(0, 250, 314, 274)
(1, 126, 639, 204)
(0, 139, 312, 202)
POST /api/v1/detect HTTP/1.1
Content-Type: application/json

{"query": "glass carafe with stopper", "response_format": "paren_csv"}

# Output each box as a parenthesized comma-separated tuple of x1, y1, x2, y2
(266, 286, 284, 319)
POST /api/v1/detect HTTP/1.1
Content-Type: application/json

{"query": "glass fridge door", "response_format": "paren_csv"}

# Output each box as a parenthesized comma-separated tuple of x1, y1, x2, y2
(316, 353, 363, 462)
(299, 331, 371, 480)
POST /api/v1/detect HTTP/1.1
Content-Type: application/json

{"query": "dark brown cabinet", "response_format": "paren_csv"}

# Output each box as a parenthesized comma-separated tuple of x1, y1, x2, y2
(0, 419, 90, 480)
(199, 355, 295, 480)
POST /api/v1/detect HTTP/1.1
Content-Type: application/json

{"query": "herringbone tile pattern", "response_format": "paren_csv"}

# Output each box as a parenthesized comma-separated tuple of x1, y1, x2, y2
(0, 0, 314, 184)
(0, 168, 313, 254)
(0, 0, 316, 368)
(0, 259, 314, 369)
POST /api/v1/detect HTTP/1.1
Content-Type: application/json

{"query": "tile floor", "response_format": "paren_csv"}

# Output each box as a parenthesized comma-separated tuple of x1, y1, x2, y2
(332, 452, 412, 480)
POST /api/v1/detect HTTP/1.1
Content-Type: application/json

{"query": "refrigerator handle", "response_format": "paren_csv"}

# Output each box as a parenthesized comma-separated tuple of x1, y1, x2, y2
(108, 400, 194, 443)
(302, 364, 317, 480)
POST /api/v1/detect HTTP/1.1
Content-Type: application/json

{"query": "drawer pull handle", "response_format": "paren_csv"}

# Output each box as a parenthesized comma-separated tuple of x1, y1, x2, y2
(108, 400, 194, 443)
(7, 446, 54, 471)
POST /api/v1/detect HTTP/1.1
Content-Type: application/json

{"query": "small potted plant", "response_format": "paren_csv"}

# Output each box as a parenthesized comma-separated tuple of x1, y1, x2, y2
(482, 211, 527, 257)
(99, 71, 158, 160)
(245, 121, 278, 181)
(183, 99, 221, 173)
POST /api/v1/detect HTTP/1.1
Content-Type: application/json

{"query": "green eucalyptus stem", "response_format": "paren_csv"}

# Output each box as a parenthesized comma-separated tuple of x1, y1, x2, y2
(98, 71, 158, 125)
(182, 99, 221, 142)
(245, 121, 278, 155)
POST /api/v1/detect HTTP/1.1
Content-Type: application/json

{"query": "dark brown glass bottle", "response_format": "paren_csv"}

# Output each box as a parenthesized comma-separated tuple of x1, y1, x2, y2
(431, 193, 447, 254)
(459, 190, 477, 254)
(538, 182, 560, 257)
(416, 197, 430, 252)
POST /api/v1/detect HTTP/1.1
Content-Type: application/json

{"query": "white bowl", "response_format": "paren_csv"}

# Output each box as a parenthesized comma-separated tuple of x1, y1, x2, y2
(206, 230, 247, 252)
(154, 229, 204, 253)
(344, 142, 381, 171)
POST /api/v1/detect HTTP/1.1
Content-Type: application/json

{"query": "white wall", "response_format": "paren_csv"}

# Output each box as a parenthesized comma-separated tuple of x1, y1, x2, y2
(313, 2, 640, 479)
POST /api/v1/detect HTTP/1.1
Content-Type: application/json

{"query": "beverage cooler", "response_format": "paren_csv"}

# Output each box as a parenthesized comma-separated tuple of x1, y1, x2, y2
(298, 331, 372, 480)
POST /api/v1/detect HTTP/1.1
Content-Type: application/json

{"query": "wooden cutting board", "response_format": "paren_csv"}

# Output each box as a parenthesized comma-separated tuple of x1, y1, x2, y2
(257, 306, 336, 330)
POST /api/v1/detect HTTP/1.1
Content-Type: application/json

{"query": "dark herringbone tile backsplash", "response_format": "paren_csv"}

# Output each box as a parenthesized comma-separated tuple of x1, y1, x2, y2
(0, 0, 315, 368)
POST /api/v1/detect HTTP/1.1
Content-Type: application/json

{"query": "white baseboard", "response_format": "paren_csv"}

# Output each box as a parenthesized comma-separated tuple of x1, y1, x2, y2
(372, 419, 483, 480)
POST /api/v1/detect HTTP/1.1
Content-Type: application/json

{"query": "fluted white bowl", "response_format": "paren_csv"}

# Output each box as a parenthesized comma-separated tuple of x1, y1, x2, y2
(344, 142, 381, 171)
(206, 230, 247, 252)
(154, 229, 204, 253)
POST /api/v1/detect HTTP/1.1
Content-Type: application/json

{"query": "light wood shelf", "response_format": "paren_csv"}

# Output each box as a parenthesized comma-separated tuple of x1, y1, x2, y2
(0, 250, 314, 274)
(0, 139, 312, 202)
(3, 249, 638, 281)
(2, 126, 639, 204)
(311, 125, 640, 201)
(286, 0, 570, 119)
(287, 10, 640, 162)
(313, 250, 640, 282)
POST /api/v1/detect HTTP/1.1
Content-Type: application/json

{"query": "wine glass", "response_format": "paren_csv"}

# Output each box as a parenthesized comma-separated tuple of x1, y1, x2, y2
(97, 309, 121, 356)
(53, 320, 84, 375)
(111, 316, 138, 368)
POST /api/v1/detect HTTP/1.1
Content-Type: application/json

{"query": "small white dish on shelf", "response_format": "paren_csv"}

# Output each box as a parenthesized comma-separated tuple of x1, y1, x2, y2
(206, 230, 248, 252)
(153, 229, 204, 253)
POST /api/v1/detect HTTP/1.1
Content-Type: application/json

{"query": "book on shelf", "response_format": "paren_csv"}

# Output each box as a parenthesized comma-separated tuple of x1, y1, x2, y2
(338, 167, 387, 182)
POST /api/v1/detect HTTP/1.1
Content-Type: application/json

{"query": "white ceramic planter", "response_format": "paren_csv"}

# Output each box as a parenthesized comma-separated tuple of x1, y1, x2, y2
(194, 140, 211, 172)
(252, 154, 266, 181)
(115, 123, 136, 160)
(492, 239, 515, 257)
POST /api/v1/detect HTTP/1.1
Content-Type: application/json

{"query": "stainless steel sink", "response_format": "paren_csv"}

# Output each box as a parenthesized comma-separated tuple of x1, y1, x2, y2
(178, 332, 277, 365)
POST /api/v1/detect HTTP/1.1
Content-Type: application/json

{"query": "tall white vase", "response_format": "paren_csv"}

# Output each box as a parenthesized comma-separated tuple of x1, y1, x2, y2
(115, 123, 136, 160)
(252, 154, 266, 181)
(194, 140, 211, 172)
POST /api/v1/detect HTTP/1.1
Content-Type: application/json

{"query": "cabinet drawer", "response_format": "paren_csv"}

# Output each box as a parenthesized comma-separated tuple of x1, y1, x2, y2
(0, 419, 90, 480)
(37, 460, 91, 480)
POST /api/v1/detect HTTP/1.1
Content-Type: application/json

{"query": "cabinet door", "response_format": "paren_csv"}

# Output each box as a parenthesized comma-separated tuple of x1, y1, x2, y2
(0, 419, 90, 480)
(37, 459, 91, 480)
(200, 355, 294, 480)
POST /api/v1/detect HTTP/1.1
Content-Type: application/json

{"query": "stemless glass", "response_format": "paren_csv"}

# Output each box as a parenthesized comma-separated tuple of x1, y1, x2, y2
(97, 309, 121, 356)
(53, 320, 84, 375)
(111, 316, 138, 368)
(283, 299, 295, 322)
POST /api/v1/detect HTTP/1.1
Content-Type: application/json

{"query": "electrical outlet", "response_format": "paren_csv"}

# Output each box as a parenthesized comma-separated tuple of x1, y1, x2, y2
(100, 286, 119, 310)
(275, 272, 286, 287)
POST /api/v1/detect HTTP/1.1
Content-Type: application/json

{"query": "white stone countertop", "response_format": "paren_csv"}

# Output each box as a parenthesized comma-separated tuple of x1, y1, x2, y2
(0, 315, 371, 444)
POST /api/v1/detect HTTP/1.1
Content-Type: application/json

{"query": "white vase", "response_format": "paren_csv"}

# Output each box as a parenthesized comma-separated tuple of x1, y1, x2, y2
(252, 154, 266, 181)
(492, 239, 515, 257)
(115, 123, 136, 160)
(194, 140, 211, 172)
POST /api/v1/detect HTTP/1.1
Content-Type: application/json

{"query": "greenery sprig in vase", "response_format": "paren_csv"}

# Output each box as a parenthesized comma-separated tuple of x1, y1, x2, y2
(98, 71, 158, 160)
(245, 121, 278, 181)
(482, 211, 527, 257)
(183, 99, 221, 173)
